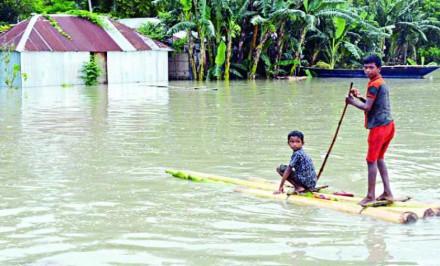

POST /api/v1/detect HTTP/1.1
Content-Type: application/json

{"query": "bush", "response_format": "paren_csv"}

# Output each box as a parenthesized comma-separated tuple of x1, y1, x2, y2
(418, 47, 440, 64)
(138, 22, 167, 41)
(81, 55, 101, 86)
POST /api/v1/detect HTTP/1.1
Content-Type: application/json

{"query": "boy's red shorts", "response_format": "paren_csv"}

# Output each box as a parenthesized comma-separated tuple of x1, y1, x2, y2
(367, 120, 395, 162)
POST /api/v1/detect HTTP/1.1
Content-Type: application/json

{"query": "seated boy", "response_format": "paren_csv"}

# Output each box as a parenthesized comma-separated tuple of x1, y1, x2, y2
(274, 130, 317, 194)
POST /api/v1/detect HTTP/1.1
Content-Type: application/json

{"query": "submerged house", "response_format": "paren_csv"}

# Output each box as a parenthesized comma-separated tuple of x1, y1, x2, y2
(118, 18, 191, 80)
(0, 14, 171, 87)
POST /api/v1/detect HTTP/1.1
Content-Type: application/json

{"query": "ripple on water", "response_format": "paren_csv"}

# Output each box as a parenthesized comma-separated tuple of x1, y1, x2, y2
(1, 81, 440, 264)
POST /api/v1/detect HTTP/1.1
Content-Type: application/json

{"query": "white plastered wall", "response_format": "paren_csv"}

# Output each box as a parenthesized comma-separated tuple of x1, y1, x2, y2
(20, 51, 89, 87)
(107, 51, 168, 84)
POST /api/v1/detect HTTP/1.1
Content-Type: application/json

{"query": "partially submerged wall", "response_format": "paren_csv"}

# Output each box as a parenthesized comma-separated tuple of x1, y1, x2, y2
(20, 51, 89, 87)
(107, 50, 168, 83)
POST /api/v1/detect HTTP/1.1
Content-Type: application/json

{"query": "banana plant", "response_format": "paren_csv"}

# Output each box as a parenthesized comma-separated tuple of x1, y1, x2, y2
(212, 40, 226, 79)
(359, 0, 440, 64)
(221, 0, 250, 81)
(167, 0, 198, 79)
(195, 0, 215, 81)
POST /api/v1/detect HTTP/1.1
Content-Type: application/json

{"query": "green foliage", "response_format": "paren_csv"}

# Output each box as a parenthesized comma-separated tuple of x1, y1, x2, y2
(418, 47, 440, 63)
(0, 24, 11, 33)
(42, 14, 72, 39)
(230, 62, 247, 79)
(0, 0, 39, 23)
(208, 41, 226, 79)
(180, 0, 193, 12)
(315, 61, 332, 69)
(343, 42, 362, 59)
(3, 0, 440, 80)
(407, 58, 417, 65)
(215, 41, 226, 66)
(275, 59, 300, 66)
(38, 0, 77, 14)
(171, 37, 187, 56)
(81, 55, 101, 86)
(68, 10, 106, 28)
(137, 21, 168, 42)
(109, 0, 156, 18)
(1, 44, 27, 89)
(333, 17, 346, 39)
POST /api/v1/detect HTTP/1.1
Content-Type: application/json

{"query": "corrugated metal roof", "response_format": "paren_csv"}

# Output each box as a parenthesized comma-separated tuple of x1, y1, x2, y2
(54, 16, 121, 52)
(1, 14, 171, 52)
(153, 39, 171, 50)
(110, 20, 152, 50)
(0, 19, 29, 48)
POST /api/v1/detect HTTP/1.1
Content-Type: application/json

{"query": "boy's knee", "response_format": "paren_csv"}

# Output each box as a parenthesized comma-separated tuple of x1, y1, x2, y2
(277, 164, 287, 176)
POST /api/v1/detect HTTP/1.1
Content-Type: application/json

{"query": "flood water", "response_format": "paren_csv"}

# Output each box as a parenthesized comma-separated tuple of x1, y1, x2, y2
(1, 75, 440, 265)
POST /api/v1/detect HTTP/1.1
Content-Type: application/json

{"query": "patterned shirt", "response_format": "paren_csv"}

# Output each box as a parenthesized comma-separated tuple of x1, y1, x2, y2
(289, 148, 317, 189)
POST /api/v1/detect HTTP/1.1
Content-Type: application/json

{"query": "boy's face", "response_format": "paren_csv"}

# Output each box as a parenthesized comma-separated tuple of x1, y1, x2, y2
(288, 136, 303, 151)
(363, 62, 381, 79)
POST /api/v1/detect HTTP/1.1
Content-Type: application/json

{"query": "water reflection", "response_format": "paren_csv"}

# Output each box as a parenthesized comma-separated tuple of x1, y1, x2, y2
(0, 77, 440, 265)
(365, 225, 392, 264)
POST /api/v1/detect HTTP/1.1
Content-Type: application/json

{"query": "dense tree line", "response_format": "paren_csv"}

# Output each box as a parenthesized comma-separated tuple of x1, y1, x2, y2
(1, 0, 440, 80)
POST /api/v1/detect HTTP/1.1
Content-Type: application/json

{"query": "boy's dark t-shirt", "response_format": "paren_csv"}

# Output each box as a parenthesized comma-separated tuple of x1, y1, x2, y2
(289, 148, 317, 189)
(365, 74, 393, 129)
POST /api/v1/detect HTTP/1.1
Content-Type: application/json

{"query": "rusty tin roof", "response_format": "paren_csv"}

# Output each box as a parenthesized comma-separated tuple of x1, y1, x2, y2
(0, 14, 171, 52)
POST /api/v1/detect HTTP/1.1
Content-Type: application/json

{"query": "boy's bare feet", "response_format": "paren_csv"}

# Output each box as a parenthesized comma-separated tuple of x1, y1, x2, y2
(376, 193, 394, 202)
(357, 197, 375, 207)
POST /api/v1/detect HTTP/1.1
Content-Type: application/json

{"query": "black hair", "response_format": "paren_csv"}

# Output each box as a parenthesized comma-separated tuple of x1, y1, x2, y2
(362, 54, 382, 68)
(287, 130, 304, 143)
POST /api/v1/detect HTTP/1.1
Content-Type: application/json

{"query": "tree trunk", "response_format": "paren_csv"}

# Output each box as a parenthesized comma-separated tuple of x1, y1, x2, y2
(88, 0, 93, 12)
(187, 32, 198, 80)
(198, 34, 206, 81)
(225, 32, 233, 81)
(237, 30, 246, 63)
(207, 38, 214, 67)
(291, 29, 307, 76)
(403, 42, 408, 65)
(310, 47, 319, 66)
(248, 25, 259, 61)
(249, 30, 270, 79)
(274, 22, 285, 76)
(412, 44, 417, 64)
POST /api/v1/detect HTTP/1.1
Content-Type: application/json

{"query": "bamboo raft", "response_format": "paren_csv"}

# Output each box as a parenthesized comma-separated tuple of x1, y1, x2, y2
(166, 169, 440, 224)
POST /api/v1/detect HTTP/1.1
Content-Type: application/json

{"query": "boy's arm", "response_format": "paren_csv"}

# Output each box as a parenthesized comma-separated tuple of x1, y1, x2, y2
(274, 166, 292, 194)
(346, 94, 374, 111)
(349, 88, 366, 103)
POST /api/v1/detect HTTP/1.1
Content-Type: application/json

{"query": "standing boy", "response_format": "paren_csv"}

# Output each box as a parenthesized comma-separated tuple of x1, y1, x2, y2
(345, 54, 395, 206)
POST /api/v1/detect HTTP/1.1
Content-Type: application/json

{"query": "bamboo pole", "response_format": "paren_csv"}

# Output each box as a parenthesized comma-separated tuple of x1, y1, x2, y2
(166, 169, 276, 190)
(166, 169, 439, 222)
(317, 82, 353, 180)
(167, 169, 440, 209)
(244, 176, 440, 211)
(234, 187, 418, 224)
